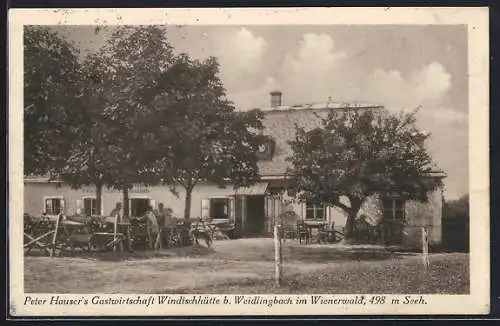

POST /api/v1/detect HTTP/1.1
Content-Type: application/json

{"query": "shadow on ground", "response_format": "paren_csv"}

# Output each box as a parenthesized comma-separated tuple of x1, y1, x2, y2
(25, 245, 216, 262)
(25, 238, 419, 263)
(285, 245, 410, 263)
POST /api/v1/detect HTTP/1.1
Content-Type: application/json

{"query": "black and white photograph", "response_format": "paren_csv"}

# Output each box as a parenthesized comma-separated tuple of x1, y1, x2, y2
(9, 8, 489, 316)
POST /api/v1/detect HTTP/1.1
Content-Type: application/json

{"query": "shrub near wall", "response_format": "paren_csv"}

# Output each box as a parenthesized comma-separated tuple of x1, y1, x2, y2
(442, 195, 469, 253)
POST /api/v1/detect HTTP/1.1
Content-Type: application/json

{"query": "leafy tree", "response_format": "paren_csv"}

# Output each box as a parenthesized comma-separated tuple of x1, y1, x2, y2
(287, 108, 443, 240)
(53, 56, 117, 215)
(24, 26, 83, 176)
(150, 54, 267, 221)
(64, 26, 176, 216)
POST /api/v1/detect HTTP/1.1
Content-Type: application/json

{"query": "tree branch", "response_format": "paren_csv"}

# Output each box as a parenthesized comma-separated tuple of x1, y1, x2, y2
(331, 198, 351, 213)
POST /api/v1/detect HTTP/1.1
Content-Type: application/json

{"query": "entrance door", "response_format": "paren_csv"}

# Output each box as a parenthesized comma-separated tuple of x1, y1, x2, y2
(245, 195, 266, 236)
(130, 198, 150, 217)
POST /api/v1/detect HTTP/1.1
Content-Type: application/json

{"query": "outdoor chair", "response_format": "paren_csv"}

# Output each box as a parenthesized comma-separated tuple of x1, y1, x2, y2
(282, 225, 296, 240)
(129, 217, 149, 250)
(325, 222, 336, 243)
(24, 215, 55, 255)
(296, 220, 311, 244)
(316, 222, 336, 244)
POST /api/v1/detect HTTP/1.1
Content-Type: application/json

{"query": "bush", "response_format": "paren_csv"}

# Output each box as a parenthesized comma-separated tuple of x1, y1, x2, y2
(442, 195, 469, 252)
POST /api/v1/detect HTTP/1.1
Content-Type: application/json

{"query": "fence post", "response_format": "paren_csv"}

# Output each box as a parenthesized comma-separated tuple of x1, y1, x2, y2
(50, 215, 62, 258)
(422, 226, 429, 269)
(113, 215, 120, 253)
(274, 223, 283, 286)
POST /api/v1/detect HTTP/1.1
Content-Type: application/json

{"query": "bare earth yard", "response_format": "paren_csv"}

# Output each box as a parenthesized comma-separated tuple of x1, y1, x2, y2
(24, 238, 469, 294)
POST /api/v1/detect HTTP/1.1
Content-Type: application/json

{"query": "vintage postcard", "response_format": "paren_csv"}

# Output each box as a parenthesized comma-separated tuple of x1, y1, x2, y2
(9, 7, 489, 317)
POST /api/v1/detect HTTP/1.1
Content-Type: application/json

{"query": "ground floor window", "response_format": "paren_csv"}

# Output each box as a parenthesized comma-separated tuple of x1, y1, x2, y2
(130, 198, 151, 217)
(382, 197, 406, 221)
(305, 202, 326, 220)
(83, 198, 98, 216)
(201, 197, 235, 220)
(210, 198, 230, 219)
(44, 197, 64, 215)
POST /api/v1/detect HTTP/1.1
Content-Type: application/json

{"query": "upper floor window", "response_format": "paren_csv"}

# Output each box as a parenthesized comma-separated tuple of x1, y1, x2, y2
(305, 202, 326, 220)
(256, 139, 276, 161)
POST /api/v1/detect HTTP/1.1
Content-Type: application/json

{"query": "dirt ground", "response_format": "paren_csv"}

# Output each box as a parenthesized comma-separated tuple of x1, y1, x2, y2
(24, 238, 469, 294)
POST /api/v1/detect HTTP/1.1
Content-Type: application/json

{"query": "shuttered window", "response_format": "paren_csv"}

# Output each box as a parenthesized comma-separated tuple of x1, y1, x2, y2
(84, 198, 97, 216)
(201, 197, 236, 221)
(44, 197, 65, 215)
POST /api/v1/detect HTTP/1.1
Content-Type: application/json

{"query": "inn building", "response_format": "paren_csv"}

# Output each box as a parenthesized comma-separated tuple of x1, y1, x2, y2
(24, 92, 446, 247)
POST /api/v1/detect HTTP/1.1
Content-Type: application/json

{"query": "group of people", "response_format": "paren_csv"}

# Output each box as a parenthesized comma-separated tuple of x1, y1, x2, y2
(109, 202, 180, 250)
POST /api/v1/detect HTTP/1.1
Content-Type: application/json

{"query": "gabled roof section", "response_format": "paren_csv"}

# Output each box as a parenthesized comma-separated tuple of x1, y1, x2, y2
(257, 101, 445, 178)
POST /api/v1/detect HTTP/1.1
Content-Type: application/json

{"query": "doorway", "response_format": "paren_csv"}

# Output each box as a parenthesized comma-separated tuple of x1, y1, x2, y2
(130, 198, 150, 217)
(245, 195, 266, 236)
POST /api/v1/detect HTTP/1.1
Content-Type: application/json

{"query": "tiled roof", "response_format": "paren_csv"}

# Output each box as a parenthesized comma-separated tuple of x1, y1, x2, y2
(258, 102, 444, 177)
(258, 102, 383, 176)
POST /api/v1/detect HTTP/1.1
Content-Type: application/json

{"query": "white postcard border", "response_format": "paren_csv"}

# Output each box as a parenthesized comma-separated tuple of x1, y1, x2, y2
(8, 7, 490, 316)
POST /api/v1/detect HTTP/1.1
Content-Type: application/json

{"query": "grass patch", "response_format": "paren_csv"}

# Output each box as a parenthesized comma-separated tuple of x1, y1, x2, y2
(24, 238, 469, 294)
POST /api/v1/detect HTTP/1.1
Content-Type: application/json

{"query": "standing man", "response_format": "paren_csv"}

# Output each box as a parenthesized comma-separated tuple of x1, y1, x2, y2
(107, 202, 131, 252)
(154, 203, 167, 249)
(145, 205, 160, 250)
(109, 202, 122, 223)
(162, 206, 176, 247)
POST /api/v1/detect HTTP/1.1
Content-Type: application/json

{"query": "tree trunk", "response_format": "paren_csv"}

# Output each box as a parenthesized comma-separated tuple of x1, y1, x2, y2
(123, 187, 129, 219)
(342, 199, 363, 241)
(181, 185, 194, 246)
(184, 187, 192, 222)
(344, 213, 356, 240)
(95, 181, 102, 216)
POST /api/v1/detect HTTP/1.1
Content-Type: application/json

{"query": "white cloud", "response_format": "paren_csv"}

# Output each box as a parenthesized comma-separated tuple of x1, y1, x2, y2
(277, 33, 348, 105)
(283, 33, 347, 77)
(228, 33, 349, 109)
(212, 27, 268, 89)
(228, 34, 456, 120)
(412, 62, 452, 100)
(362, 62, 453, 111)
(223, 32, 466, 198)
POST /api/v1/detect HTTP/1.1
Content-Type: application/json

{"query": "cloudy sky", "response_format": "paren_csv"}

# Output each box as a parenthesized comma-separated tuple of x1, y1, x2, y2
(53, 25, 469, 199)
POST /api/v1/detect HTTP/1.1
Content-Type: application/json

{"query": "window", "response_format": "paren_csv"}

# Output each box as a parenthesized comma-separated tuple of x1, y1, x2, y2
(210, 198, 230, 219)
(305, 202, 326, 220)
(44, 197, 64, 215)
(256, 139, 276, 161)
(130, 198, 151, 217)
(83, 198, 98, 216)
(382, 198, 406, 221)
(201, 197, 235, 220)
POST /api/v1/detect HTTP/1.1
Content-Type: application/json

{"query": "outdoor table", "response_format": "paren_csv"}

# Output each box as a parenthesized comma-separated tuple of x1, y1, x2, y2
(304, 221, 329, 243)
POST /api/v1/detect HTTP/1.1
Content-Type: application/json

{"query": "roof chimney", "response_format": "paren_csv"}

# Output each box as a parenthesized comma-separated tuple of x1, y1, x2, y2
(270, 91, 282, 108)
